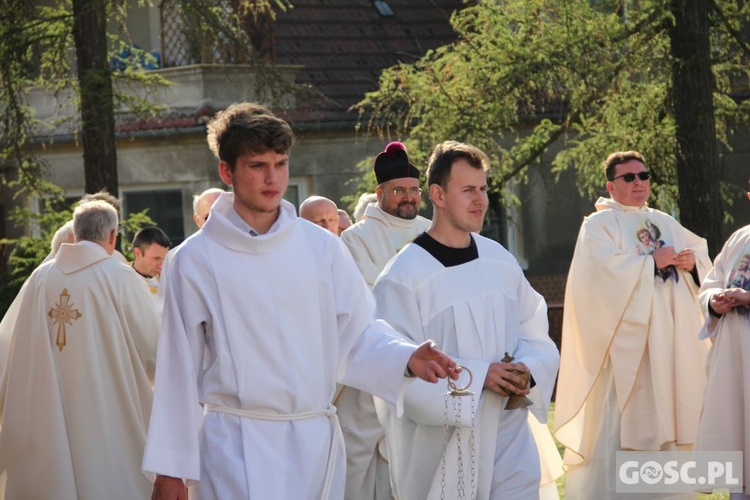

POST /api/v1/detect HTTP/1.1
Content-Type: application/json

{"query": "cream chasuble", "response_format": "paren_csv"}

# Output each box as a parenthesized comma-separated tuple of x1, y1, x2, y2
(143, 194, 417, 500)
(694, 224, 750, 495)
(554, 197, 711, 498)
(0, 249, 128, 381)
(373, 234, 560, 500)
(341, 203, 430, 288)
(0, 241, 159, 500)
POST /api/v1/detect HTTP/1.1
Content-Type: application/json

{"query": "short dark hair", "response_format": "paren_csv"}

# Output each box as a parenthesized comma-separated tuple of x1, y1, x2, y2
(603, 151, 646, 181)
(426, 141, 489, 188)
(132, 226, 171, 252)
(206, 102, 293, 171)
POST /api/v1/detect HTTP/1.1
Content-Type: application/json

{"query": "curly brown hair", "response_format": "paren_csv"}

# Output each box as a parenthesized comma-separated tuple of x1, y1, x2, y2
(206, 102, 293, 171)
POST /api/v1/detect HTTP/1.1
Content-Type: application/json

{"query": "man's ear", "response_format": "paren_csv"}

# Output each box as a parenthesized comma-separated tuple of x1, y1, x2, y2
(375, 184, 383, 201)
(108, 229, 117, 246)
(429, 183, 444, 208)
(133, 246, 142, 259)
(218, 161, 232, 187)
(605, 180, 614, 196)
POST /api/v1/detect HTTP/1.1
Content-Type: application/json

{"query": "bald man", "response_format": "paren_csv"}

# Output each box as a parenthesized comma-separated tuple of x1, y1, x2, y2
(193, 188, 226, 229)
(299, 195, 339, 235)
(338, 209, 353, 236)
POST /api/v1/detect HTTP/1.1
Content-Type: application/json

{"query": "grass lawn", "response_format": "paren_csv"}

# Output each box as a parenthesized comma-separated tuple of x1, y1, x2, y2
(546, 403, 729, 499)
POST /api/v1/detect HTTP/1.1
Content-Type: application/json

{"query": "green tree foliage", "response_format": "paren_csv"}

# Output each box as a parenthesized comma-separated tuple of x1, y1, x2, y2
(0, 0, 293, 306)
(0, 0, 292, 196)
(0, 185, 155, 316)
(355, 0, 750, 253)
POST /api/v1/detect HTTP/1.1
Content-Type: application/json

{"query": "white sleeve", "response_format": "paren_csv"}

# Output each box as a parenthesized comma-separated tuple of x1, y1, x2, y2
(697, 233, 734, 339)
(333, 240, 415, 412)
(142, 252, 207, 482)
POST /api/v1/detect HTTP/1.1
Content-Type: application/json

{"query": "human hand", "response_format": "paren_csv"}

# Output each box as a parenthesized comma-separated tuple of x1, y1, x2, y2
(152, 475, 187, 500)
(407, 341, 461, 383)
(723, 288, 750, 307)
(710, 292, 736, 315)
(483, 361, 531, 397)
(652, 246, 678, 270)
(675, 249, 696, 271)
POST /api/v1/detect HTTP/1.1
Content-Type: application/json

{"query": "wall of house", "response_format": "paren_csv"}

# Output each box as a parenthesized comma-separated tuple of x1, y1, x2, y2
(17, 128, 387, 246)
(20, 123, 748, 259)
(290, 128, 385, 209)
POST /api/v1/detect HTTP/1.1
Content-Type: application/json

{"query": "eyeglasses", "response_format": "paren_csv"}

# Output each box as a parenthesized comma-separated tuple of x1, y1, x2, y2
(391, 187, 422, 197)
(612, 171, 650, 183)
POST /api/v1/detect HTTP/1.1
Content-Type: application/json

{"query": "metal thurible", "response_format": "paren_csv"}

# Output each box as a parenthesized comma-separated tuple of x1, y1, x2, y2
(441, 366, 477, 500)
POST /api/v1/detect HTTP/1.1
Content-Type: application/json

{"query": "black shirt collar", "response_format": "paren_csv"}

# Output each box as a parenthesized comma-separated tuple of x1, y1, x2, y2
(413, 232, 479, 267)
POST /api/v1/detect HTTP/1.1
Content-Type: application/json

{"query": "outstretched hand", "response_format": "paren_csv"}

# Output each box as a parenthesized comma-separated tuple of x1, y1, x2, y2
(407, 341, 461, 383)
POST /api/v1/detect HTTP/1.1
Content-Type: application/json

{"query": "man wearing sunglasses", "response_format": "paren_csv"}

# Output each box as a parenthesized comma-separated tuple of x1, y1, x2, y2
(555, 150, 712, 499)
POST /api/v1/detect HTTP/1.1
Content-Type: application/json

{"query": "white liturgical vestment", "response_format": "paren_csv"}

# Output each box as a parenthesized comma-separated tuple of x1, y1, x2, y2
(0, 241, 159, 500)
(373, 233, 560, 500)
(142, 194, 417, 500)
(694, 224, 750, 495)
(554, 197, 711, 499)
(341, 202, 430, 287)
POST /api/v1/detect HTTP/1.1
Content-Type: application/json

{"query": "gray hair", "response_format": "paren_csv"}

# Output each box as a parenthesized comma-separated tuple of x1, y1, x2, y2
(73, 201, 119, 243)
(79, 189, 121, 217)
(192, 187, 226, 215)
(353, 192, 378, 222)
(50, 220, 75, 256)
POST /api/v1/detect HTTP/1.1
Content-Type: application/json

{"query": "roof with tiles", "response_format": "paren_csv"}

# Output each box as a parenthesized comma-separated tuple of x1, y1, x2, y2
(113, 0, 462, 134)
(272, 0, 462, 125)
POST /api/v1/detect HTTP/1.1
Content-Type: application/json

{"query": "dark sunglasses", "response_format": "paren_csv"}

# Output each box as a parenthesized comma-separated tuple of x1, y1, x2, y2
(612, 171, 650, 183)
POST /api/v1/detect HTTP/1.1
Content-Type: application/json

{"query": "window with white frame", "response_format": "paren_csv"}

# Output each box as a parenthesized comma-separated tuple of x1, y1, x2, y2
(284, 177, 307, 210)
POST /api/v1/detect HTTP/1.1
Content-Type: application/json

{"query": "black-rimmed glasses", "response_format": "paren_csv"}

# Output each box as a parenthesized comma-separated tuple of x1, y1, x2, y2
(612, 171, 650, 183)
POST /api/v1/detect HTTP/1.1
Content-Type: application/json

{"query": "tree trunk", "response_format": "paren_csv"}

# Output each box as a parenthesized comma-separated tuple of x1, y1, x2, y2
(72, 0, 118, 196)
(669, 0, 723, 257)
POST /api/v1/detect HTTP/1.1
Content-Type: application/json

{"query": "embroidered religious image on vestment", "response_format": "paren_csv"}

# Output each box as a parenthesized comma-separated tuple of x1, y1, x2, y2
(634, 219, 677, 283)
(728, 252, 750, 316)
(48, 288, 83, 351)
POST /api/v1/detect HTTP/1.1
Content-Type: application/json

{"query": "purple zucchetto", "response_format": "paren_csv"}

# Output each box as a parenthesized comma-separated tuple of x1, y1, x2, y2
(373, 142, 420, 184)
